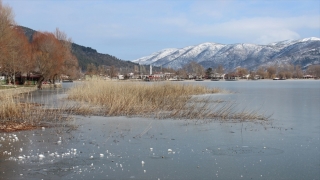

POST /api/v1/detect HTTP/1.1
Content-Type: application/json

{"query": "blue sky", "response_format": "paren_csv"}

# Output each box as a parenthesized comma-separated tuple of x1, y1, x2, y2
(3, 0, 320, 60)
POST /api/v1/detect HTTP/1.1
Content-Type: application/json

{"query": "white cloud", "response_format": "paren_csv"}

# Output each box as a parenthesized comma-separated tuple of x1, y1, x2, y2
(183, 15, 320, 44)
(255, 29, 300, 44)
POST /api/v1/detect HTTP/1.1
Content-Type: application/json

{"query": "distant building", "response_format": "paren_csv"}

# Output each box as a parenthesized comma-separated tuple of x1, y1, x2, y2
(303, 75, 314, 79)
(118, 75, 125, 80)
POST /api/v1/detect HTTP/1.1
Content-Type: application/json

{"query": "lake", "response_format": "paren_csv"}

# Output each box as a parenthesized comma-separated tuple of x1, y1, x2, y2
(0, 80, 319, 179)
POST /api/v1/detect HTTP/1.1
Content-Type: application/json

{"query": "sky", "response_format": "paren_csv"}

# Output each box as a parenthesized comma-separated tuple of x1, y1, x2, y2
(2, 0, 320, 60)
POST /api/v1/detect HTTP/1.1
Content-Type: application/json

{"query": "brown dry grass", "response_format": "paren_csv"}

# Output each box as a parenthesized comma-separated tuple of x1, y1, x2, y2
(0, 90, 79, 132)
(67, 80, 269, 122)
(67, 80, 218, 116)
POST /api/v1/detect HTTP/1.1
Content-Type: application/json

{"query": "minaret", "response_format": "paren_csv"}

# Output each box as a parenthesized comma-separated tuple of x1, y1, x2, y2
(150, 64, 152, 75)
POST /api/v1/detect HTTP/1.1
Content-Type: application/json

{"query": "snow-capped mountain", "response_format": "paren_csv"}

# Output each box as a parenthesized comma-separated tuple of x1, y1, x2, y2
(133, 37, 320, 70)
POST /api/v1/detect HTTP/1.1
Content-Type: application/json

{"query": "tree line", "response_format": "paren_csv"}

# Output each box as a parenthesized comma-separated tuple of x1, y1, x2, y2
(0, 1, 79, 88)
(86, 59, 320, 80)
(158, 62, 320, 80)
(234, 64, 320, 79)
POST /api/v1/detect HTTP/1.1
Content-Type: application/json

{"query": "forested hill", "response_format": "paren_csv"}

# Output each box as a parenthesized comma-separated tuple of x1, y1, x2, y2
(19, 26, 138, 71)
(71, 43, 138, 71)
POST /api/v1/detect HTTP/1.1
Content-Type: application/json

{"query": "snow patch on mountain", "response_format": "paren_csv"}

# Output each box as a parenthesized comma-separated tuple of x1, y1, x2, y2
(132, 38, 320, 70)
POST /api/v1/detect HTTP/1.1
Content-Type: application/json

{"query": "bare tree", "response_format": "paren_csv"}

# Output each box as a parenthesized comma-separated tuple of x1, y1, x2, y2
(10, 27, 32, 84)
(183, 61, 205, 77)
(97, 65, 106, 76)
(216, 65, 225, 74)
(54, 28, 79, 81)
(267, 65, 277, 79)
(307, 65, 320, 78)
(0, 0, 15, 43)
(236, 67, 248, 78)
(0, 0, 16, 82)
(86, 63, 97, 77)
(256, 67, 267, 78)
(109, 65, 117, 78)
(293, 65, 303, 79)
(277, 64, 294, 79)
(32, 32, 65, 88)
(176, 69, 187, 79)
(0, 2, 31, 84)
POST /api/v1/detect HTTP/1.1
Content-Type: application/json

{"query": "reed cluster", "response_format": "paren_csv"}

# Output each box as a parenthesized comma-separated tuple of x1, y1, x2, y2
(0, 89, 78, 132)
(67, 80, 269, 122)
(67, 80, 217, 116)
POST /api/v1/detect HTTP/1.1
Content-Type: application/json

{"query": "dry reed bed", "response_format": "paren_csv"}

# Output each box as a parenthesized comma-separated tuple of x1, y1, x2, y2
(0, 90, 80, 132)
(67, 80, 269, 122)
(0, 80, 269, 132)
(0, 87, 37, 99)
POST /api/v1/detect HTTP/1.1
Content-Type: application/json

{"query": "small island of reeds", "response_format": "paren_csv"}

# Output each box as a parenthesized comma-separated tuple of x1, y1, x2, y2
(67, 80, 269, 122)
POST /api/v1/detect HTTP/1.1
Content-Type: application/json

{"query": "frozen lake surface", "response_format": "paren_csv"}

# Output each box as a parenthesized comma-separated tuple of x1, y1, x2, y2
(0, 80, 319, 179)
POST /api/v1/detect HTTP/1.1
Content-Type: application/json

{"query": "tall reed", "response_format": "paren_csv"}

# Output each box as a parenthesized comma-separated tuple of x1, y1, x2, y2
(0, 89, 80, 132)
(67, 80, 269, 121)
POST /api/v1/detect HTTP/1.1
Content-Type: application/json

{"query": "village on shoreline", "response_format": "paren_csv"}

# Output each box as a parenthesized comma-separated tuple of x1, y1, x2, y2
(0, 75, 319, 94)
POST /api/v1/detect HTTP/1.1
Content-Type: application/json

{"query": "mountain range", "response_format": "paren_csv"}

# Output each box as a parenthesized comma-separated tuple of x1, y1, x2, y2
(20, 26, 138, 71)
(21, 25, 320, 72)
(133, 38, 320, 70)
